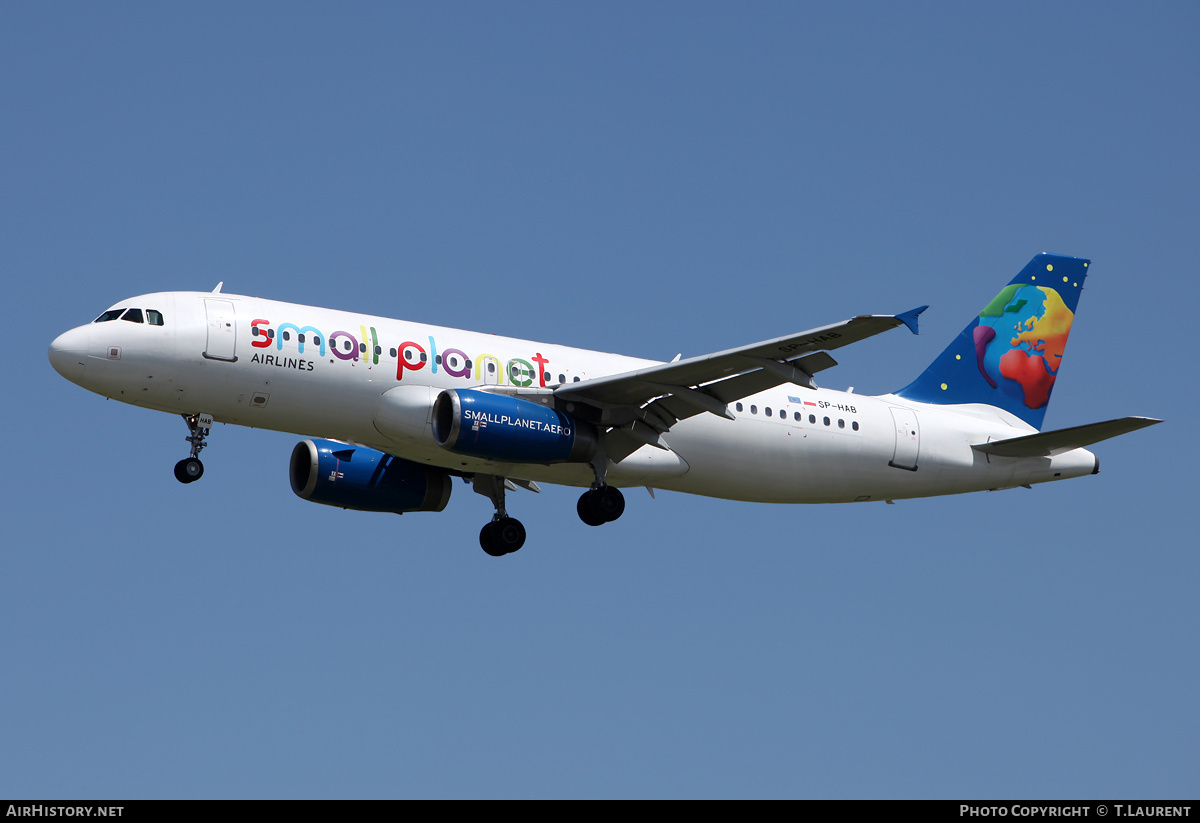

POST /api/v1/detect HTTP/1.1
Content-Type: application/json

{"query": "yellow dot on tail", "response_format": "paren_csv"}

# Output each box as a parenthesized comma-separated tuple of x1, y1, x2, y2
(955, 354, 961, 360)
(1047, 264, 1053, 271)
(1063, 276, 1068, 282)
(941, 383, 948, 390)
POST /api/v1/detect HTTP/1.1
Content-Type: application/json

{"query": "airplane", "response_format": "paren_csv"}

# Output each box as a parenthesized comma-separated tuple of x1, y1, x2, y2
(48, 253, 1159, 556)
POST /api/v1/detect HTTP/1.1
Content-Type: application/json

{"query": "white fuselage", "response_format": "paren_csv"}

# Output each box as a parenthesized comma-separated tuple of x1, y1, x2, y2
(49, 291, 1098, 503)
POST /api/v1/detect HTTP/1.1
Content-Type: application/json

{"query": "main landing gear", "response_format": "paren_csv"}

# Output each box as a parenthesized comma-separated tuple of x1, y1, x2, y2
(577, 484, 625, 526)
(174, 413, 212, 484)
(480, 517, 527, 558)
(472, 474, 527, 557)
(576, 448, 625, 526)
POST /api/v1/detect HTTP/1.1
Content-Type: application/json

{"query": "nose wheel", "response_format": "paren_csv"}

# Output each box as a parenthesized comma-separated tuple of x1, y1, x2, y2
(174, 457, 204, 483)
(174, 413, 213, 484)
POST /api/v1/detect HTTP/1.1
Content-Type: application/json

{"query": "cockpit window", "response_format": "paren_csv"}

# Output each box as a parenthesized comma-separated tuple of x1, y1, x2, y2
(147, 310, 164, 326)
(95, 309, 125, 322)
(121, 308, 144, 323)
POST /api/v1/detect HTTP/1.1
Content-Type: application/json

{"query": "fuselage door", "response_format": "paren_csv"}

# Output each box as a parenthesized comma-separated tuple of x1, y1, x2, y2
(888, 407, 920, 471)
(480, 356, 501, 386)
(203, 299, 238, 362)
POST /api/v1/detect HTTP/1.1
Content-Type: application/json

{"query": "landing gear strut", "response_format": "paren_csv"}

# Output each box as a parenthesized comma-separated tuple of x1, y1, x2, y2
(472, 474, 527, 557)
(174, 413, 212, 484)
(577, 451, 625, 526)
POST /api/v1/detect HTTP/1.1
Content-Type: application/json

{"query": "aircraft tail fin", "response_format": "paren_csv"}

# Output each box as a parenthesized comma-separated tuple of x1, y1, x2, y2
(894, 253, 1090, 430)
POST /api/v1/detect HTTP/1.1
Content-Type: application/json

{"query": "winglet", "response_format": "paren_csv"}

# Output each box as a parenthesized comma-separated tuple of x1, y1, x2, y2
(212, 282, 224, 294)
(896, 305, 927, 335)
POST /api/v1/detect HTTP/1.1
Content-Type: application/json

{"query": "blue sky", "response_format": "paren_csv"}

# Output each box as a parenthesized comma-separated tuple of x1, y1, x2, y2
(3, 2, 1196, 798)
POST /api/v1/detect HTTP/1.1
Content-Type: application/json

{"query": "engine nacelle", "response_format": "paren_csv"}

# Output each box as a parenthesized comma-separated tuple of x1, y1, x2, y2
(289, 439, 452, 514)
(432, 389, 597, 463)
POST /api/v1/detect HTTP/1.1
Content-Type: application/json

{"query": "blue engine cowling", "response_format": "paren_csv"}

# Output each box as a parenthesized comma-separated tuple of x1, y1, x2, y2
(289, 439, 452, 513)
(432, 389, 597, 463)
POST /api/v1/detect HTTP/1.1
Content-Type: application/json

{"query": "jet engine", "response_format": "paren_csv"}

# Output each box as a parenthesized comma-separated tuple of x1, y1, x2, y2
(432, 389, 597, 463)
(289, 438, 452, 514)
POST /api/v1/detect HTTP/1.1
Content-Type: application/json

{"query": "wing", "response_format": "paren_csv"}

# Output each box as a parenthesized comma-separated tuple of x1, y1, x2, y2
(533, 306, 927, 458)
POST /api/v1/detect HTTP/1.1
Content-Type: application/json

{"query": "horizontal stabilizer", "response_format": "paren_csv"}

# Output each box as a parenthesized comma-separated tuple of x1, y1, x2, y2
(972, 416, 1161, 458)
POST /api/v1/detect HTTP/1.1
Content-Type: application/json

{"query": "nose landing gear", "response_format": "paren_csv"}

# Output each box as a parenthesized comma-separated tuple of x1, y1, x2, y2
(174, 413, 213, 484)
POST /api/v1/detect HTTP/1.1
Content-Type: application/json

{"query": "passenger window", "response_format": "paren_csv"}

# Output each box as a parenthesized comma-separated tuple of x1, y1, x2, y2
(736, 402, 744, 412)
(558, 373, 565, 384)
(487, 362, 496, 373)
(765, 407, 772, 416)
(282, 331, 291, 341)
(298, 334, 305, 343)
(793, 412, 801, 421)
(120, 308, 143, 323)
(146, 310, 164, 326)
(852, 421, 860, 431)
(823, 417, 830, 426)
(838, 419, 845, 429)
(779, 409, 786, 419)
(573, 376, 580, 382)
(390, 348, 397, 357)
(94, 309, 125, 322)
(750, 405, 757, 415)
(809, 414, 816, 424)
(374, 346, 382, 355)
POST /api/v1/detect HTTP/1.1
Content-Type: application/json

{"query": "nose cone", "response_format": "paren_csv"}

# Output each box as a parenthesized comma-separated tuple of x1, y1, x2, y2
(49, 326, 89, 384)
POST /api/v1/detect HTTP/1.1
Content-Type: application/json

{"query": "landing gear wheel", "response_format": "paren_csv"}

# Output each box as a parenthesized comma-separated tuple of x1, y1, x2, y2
(577, 486, 624, 526)
(480, 523, 505, 556)
(495, 517, 526, 553)
(480, 517, 526, 556)
(595, 486, 625, 522)
(577, 491, 606, 526)
(174, 457, 204, 484)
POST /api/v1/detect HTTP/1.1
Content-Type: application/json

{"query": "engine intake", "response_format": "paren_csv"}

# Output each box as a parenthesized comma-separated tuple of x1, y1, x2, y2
(289, 439, 452, 514)
(432, 389, 597, 463)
